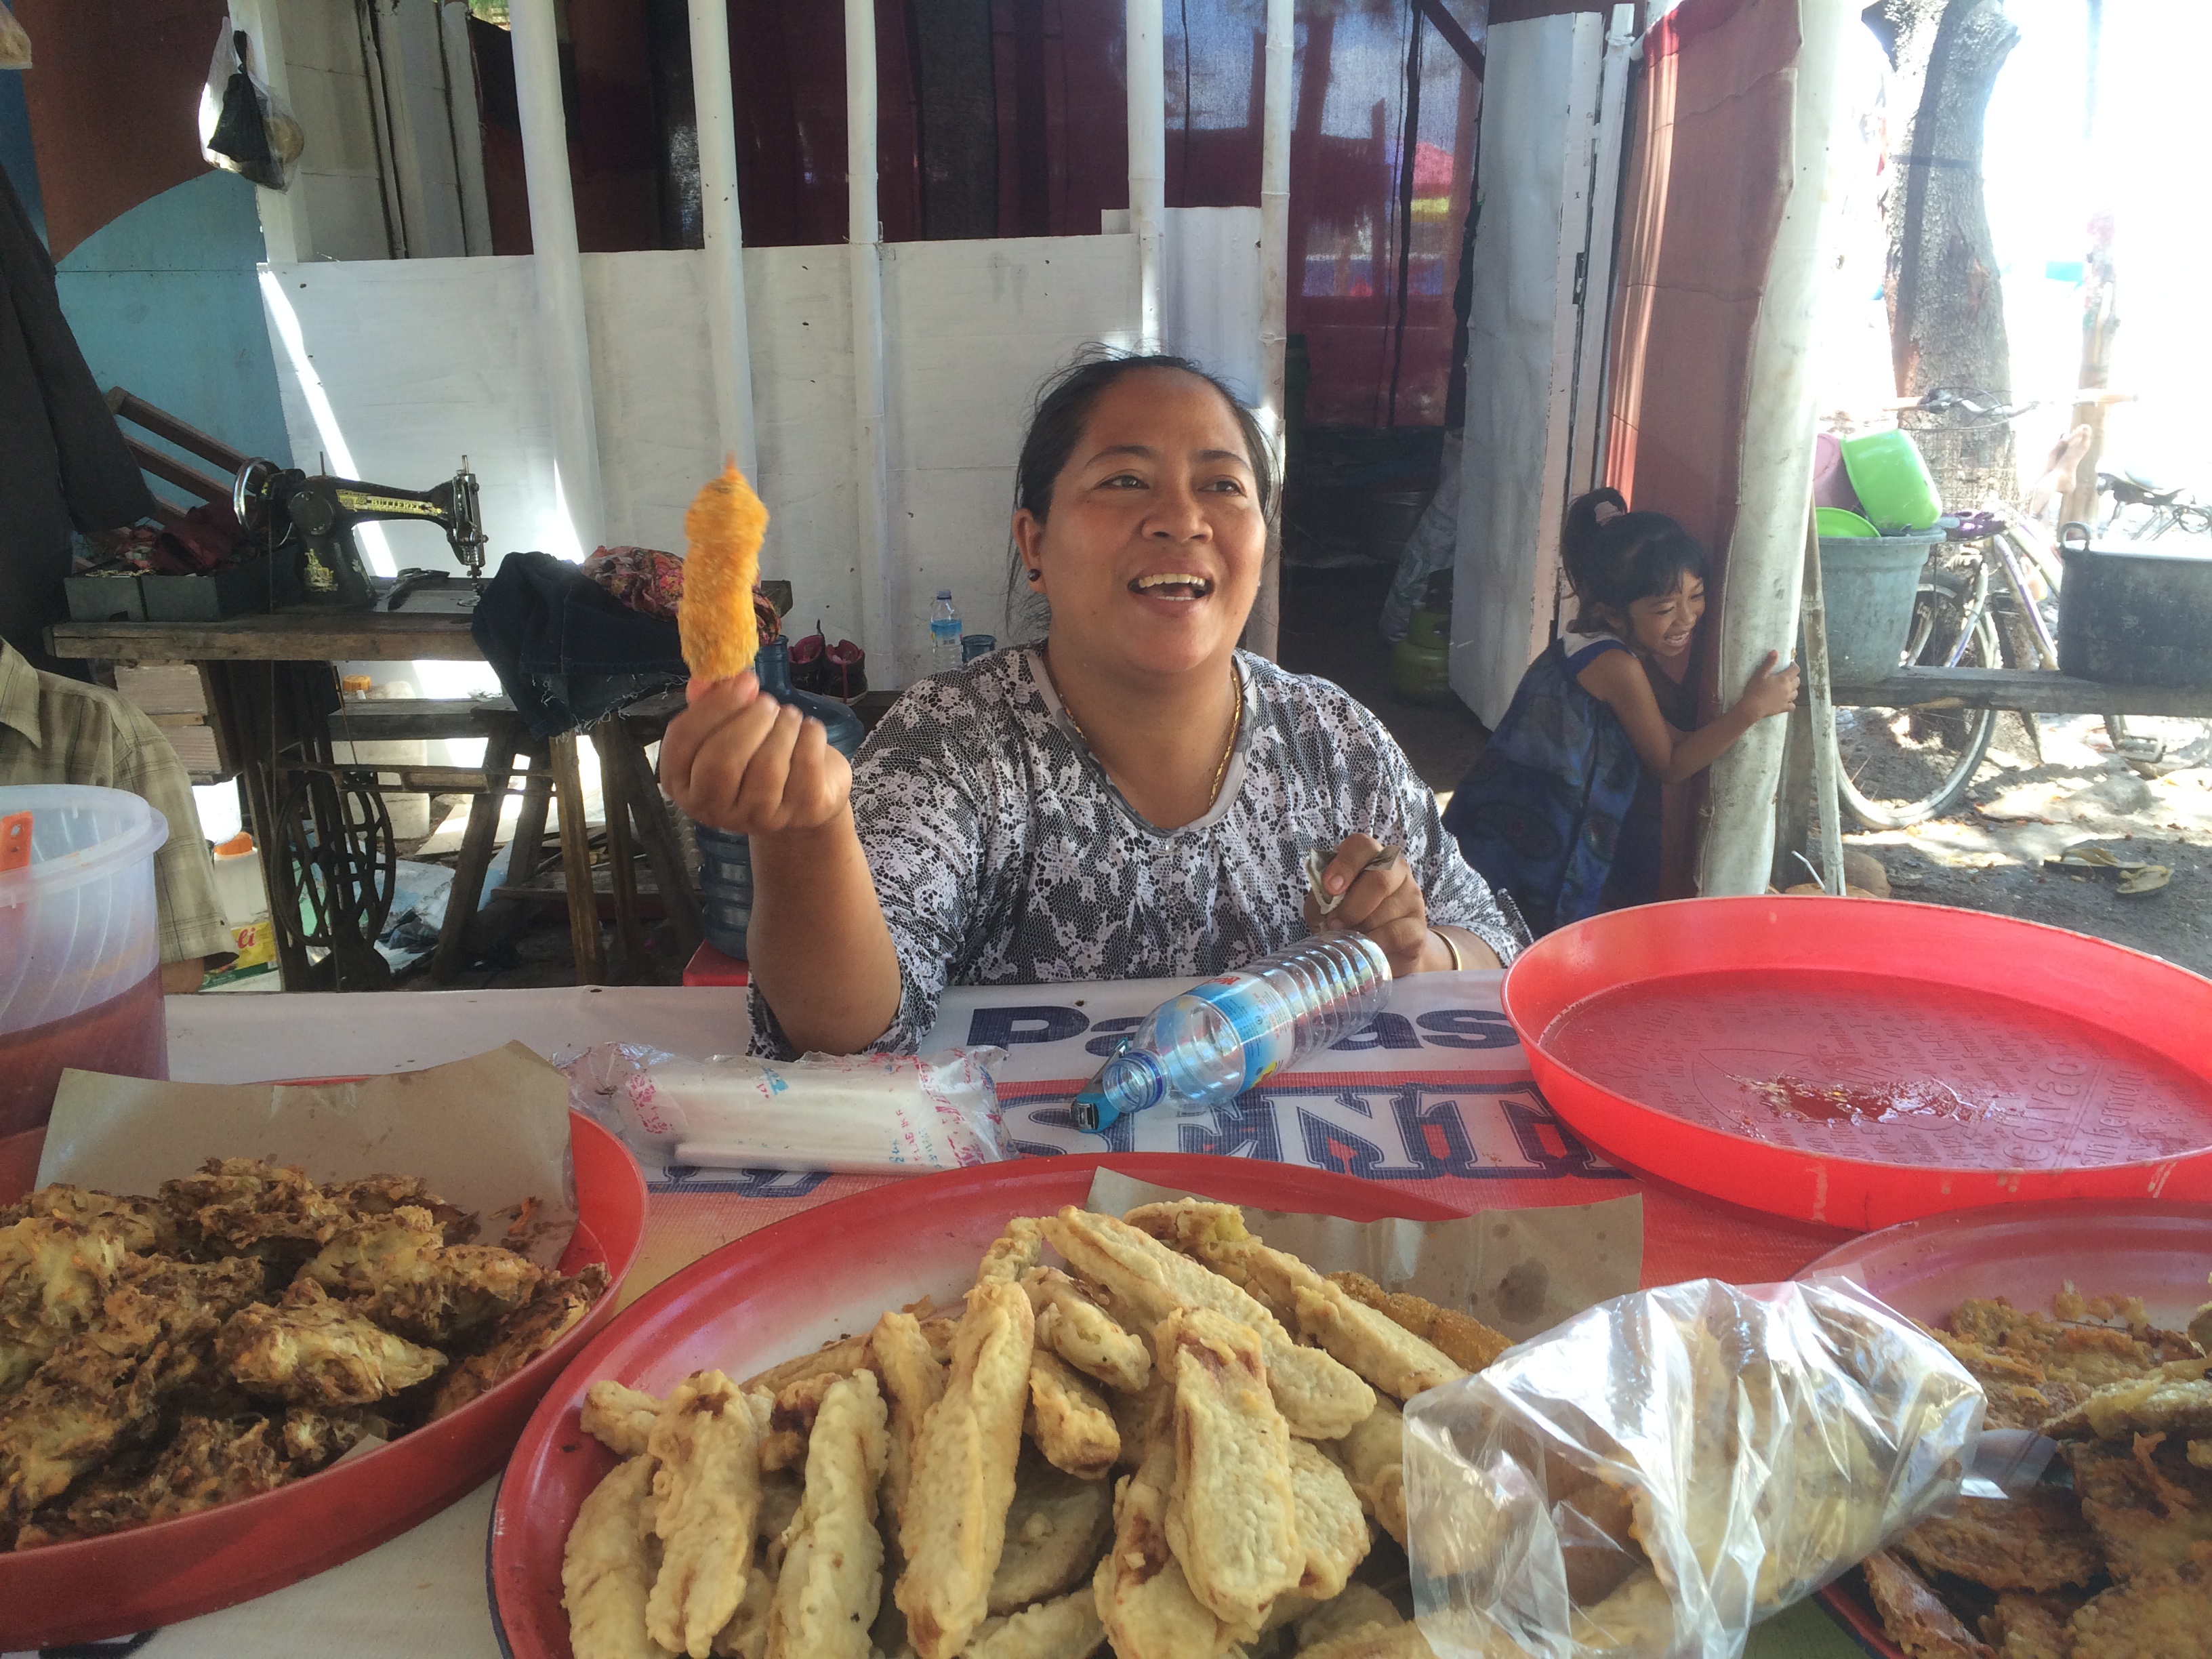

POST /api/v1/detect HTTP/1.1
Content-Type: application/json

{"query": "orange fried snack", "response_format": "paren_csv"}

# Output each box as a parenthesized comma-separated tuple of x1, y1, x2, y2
(678, 461, 769, 682)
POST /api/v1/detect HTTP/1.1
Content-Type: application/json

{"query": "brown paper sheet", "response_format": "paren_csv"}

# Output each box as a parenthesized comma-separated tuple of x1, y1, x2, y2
(1084, 1169, 1642, 1342)
(39, 1042, 577, 1269)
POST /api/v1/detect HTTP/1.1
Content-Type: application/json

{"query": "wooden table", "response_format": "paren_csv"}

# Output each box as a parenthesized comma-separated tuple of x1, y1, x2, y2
(46, 607, 699, 991)
(1831, 664, 2212, 717)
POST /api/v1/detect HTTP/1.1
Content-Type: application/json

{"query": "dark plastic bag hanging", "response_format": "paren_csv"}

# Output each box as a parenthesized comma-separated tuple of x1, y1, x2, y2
(200, 22, 301, 191)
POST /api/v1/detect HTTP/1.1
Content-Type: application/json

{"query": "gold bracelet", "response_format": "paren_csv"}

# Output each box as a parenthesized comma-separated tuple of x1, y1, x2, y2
(1431, 927, 1464, 972)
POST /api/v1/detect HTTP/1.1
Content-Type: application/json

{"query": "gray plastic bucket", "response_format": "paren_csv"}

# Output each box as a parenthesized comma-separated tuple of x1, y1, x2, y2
(1816, 532, 1941, 684)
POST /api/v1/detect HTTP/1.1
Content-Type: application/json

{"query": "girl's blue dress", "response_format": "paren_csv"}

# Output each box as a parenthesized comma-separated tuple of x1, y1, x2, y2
(1443, 634, 1644, 935)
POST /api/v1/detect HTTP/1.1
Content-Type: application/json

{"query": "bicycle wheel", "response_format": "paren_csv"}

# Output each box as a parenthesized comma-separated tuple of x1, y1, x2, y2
(1836, 572, 2001, 827)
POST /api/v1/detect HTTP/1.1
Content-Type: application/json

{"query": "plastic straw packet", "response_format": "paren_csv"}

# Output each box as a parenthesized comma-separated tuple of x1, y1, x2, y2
(1401, 1278, 1983, 1659)
(561, 1042, 1010, 1175)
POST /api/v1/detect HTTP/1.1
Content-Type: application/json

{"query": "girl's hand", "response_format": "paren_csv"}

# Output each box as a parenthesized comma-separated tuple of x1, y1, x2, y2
(1740, 651, 1801, 720)
(659, 672, 852, 836)
(1303, 834, 1433, 978)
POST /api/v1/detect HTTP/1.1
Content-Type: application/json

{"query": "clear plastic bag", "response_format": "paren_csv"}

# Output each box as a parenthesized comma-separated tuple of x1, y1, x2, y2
(561, 1042, 1011, 1176)
(1401, 1278, 1984, 1659)
(199, 20, 302, 190)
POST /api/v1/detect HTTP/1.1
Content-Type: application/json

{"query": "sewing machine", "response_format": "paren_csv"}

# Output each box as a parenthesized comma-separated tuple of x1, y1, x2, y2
(232, 457, 488, 610)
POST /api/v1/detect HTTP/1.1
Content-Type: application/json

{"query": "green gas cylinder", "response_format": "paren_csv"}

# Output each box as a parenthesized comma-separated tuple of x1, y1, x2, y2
(1391, 575, 1454, 704)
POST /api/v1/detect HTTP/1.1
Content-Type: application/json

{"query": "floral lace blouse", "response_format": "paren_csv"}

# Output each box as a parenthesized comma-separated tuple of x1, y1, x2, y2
(747, 647, 1529, 1057)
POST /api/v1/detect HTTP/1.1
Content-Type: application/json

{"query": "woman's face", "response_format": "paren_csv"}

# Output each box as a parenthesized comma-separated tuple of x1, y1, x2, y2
(1014, 368, 1266, 679)
(1625, 575, 1706, 662)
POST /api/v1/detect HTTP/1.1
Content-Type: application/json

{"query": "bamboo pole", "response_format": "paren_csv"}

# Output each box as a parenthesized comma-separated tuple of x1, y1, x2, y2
(1248, 0, 1292, 662)
(690, 0, 759, 478)
(846, 0, 897, 679)
(1801, 511, 1849, 897)
(1126, 0, 1165, 353)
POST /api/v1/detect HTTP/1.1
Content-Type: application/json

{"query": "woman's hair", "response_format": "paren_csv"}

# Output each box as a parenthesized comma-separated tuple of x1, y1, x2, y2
(1005, 348, 1276, 634)
(1561, 487, 1708, 626)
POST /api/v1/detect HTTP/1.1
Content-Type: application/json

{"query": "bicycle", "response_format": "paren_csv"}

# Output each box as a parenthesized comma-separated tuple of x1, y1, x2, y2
(2097, 468, 2212, 542)
(1833, 502, 2209, 827)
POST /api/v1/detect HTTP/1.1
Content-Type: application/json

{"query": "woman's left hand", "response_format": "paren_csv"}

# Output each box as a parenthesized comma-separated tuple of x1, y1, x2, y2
(1304, 834, 1436, 977)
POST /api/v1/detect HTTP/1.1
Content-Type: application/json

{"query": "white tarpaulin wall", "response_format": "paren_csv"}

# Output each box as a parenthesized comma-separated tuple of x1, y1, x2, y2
(259, 209, 1259, 687)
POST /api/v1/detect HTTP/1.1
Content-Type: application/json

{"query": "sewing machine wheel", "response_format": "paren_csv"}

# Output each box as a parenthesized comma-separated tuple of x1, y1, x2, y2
(233, 457, 279, 535)
(274, 766, 397, 990)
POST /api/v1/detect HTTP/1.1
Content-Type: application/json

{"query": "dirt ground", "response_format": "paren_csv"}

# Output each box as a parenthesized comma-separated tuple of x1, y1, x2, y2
(1844, 714, 2212, 976)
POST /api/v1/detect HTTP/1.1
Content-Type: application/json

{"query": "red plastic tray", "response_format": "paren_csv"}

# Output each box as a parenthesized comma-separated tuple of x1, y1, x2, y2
(1502, 897, 2212, 1231)
(488, 1153, 1460, 1659)
(0, 1110, 649, 1651)
(1794, 1199, 2212, 1656)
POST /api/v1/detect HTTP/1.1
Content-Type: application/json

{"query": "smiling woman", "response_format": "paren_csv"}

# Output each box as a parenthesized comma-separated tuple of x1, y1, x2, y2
(659, 351, 1529, 1059)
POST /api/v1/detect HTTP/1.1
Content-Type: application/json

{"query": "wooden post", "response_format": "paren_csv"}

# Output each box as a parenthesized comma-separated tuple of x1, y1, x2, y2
(549, 732, 606, 983)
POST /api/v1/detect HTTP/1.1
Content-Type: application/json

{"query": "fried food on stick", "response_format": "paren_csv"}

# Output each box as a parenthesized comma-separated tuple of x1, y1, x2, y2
(1027, 1349, 1118, 1479)
(679, 462, 769, 682)
(1159, 1305, 1301, 1640)
(563, 1454, 665, 1659)
(765, 1369, 890, 1659)
(1327, 1271, 1512, 1373)
(964, 1588, 1107, 1659)
(1091, 1435, 1237, 1659)
(218, 1280, 444, 1406)
(643, 1368, 764, 1659)
(874, 1309, 946, 1531)
(583, 1379, 667, 1458)
(1329, 1393, 1408, 1547)
(1288, 1439, 1371, 1601)
(991, 1450, 1114, 1615)
(1040, 1207, 1372, 1439)
(897, 1278, 1035, 1659)
(1023, 1267, 1151, 1393)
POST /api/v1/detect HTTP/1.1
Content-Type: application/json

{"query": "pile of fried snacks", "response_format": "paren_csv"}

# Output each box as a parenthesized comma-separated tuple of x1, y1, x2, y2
(0, 1158, 605, 1548)
(1860, 1280, 2212, 1659)
(562, 1197, 1513, 1658)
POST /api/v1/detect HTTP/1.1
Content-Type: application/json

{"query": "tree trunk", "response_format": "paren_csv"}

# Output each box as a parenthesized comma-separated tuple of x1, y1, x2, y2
(1867, 0, 2021, 511)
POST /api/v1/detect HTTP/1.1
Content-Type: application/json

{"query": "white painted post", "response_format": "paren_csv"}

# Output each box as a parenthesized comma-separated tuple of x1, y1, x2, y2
(690, 0, 759, 478)
(1126, 0, 1166, 353)
(1249, 0, 1292, 661)
(1698, 0, 1856, 896)
(846, 0, 898, 680)
(509, 0, 606, 556)
(440, 0, 495, 256)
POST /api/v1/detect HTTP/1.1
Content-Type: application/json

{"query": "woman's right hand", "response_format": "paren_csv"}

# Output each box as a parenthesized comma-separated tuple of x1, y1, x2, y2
(1739, 650, 1801, 720)
(658, 672, 852, 836)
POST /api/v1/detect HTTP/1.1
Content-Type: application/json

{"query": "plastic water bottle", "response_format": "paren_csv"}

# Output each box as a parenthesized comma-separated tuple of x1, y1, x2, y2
(1072, 935, 1392, 1132)
(929, 590, 962, 674)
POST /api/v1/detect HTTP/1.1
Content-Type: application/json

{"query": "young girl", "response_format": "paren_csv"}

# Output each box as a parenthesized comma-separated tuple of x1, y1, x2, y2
(1443, 488, 1799, 933)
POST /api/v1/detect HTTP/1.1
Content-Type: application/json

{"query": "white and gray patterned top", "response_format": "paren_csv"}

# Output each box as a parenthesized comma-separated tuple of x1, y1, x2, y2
(748, 647, 1529, 1057)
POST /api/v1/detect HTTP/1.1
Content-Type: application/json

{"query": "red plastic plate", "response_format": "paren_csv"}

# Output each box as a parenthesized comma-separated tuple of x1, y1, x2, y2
(488, 1153, 1460, 1659)
(0, 1111, 649, 1652)
(1502, 897, 2212, 1231)
(1795, 1199, 2212, 1656)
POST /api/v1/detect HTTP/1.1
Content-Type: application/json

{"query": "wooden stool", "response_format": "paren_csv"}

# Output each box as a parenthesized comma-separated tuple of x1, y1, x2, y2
(430, 701, 700, 985)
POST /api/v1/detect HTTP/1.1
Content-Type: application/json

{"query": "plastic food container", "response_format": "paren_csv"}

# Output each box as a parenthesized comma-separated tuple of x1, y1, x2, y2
(0, 785, 170, 1137)
(2057, 524, 2212, 687)
(1838, 430, 1942, 532)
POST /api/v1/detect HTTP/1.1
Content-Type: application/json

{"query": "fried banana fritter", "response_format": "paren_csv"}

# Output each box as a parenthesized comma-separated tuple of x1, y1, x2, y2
(583, 1378, 667, 1459)
(1025, 1349, 1118, 1479)
(1287, 1438, 1370, 1602)
(1160, 1304, 1300, 1641)
(1297, 1621, 1439, 1659)
(1023, 1266, 1150, 1394)
(764, 1369, 888, 1659)
(426, 1263, 607, 1420)
(218, 1280, 446, 1406)
(1326, 1270, 1513, 1372)
(963, 1588, 1106, 1659)
(897, 1277, 1033, 1659)
(1862, 1548, 1995, 1659)
(1091, 1435, 1237, 1659)
(563, 1454, 665, 1659)
(1328, 1393, 1408, 1547)
(1896, 1488, 2104, 1591)
(1041, 1206, 1372, 1439)
(989, 1449, 1113, 1616)
(873, 1309, 947, 1533)
(646, 1369, 763, 1659)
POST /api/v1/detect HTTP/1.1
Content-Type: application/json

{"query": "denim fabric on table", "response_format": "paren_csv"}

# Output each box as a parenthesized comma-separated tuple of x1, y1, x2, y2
(471, 551, 687, 737)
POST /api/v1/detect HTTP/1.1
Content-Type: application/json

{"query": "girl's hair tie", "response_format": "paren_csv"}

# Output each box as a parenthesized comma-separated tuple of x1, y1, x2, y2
(1592, 500, 1624, 525)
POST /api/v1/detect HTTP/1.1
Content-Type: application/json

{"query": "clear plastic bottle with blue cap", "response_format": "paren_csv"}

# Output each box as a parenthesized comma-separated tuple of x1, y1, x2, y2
(1072, 935, 1391, 1132)
(929, 590, 962, 674)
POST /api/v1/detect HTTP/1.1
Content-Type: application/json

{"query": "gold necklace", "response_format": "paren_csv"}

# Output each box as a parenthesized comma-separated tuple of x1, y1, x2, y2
(1050, 657, 1244, 807)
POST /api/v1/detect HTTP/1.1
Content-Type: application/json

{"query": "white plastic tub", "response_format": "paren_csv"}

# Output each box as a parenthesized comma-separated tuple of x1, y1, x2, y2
(0, 785, 171, 1136)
